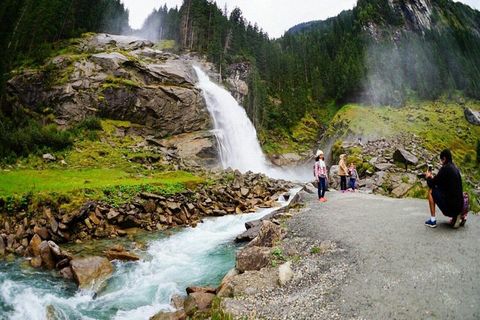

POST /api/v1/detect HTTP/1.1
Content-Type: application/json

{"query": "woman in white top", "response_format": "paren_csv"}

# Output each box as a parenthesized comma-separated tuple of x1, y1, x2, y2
(314, 150, 328, 202)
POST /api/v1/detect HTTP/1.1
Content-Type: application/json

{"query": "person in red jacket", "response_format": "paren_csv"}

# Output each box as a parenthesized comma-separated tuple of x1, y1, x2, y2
(425, 149, 464, 228)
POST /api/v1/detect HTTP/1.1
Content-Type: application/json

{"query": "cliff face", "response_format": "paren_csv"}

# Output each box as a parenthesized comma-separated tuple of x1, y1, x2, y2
(7, 33, 219, 166)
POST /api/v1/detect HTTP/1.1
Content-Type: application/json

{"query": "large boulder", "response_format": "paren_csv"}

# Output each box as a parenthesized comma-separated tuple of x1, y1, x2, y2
(39, 241, 56, 270)
(70, 256, 113, 290)
(105, 245, 140, 261)
(391, 183, 413, 198)
(184, 292, 215, 316)
(28, 234, 42, 257)
(464, 107, 480, 126)
(247, 221, 283, 248)
(0, 237, 5, 257)
(393, 148, 418, 165)
(329, 165, 340, 189)
(236, 246, 271, 273)
(150, 311, 186, 320)
(159, 131, 218, 167)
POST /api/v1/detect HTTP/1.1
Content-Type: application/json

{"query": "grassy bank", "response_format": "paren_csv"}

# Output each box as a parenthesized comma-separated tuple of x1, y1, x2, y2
(0, 119, 204, 213)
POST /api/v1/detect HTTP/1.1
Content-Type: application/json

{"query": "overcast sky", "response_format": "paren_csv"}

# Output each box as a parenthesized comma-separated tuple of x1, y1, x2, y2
(121, 0, 480, 38)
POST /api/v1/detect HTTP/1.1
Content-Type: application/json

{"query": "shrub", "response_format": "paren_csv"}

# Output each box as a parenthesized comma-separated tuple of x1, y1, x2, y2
(477, 140, 480, 163)
(76, 117, 102, 131)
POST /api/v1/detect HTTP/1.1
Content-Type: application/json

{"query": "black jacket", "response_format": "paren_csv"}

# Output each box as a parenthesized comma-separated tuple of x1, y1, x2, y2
(427, 162, 463, 215)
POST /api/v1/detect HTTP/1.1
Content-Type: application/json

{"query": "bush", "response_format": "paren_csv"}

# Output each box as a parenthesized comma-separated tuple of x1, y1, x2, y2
(76, 117, 102, 131)
(0, 111, 74, 163)
(477, 140, 480, 163)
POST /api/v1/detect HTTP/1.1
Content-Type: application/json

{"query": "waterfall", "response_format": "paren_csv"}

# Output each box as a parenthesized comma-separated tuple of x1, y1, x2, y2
(193, 66, 269, 173)
(193, 66, 310, 181)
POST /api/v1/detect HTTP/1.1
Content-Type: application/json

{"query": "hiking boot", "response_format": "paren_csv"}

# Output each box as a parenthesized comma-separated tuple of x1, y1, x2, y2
(425, 219, 437, 228)
(452, 215, 462, 229)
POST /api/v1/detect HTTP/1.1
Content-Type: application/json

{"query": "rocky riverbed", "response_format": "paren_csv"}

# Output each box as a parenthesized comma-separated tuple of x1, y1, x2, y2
(0, 170, 293, 290)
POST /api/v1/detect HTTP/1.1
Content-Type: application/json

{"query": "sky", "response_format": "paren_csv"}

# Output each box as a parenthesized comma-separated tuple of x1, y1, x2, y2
(121, 0, 480, 38)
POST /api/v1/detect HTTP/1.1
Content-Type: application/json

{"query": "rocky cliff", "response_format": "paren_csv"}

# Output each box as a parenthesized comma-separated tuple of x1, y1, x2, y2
(7, 33, 218, 166)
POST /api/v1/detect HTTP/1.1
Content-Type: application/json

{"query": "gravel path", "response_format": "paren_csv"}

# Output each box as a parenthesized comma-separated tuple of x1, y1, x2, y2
(289, 190, 480, 320)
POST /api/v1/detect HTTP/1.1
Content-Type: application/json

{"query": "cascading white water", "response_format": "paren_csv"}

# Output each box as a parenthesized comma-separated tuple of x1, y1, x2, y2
(0, 191, 300, 320)
(194, 66, 269, 174)
(193, 67, 310, 181)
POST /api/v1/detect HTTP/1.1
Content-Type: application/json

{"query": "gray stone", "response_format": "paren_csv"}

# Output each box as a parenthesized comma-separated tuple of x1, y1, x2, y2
(42, 154, 56, 162)
(236, 246, 271, 273)
(391, 183, 413, 198)
(393, 149, 418, 165)
(70, 256, 113, 291)
(91, 52, 129, 70)
(278, 261, 294, 286)
(375, 163, 393, 171)
(464, 107, 480, 126)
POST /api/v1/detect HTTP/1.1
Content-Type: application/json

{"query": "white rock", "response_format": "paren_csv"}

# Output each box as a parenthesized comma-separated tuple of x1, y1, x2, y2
(278, 261, 294, 286)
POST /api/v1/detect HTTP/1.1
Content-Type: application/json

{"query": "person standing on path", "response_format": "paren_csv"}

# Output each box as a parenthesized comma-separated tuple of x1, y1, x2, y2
(314, 150, 328, 202)
(348, 163, 358, 191)
(338, 154, 348, 192)
(425, 149, 464, 228)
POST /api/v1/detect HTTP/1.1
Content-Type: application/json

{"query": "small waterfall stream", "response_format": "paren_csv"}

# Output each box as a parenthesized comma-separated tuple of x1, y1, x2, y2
(0, 66, 306, 319)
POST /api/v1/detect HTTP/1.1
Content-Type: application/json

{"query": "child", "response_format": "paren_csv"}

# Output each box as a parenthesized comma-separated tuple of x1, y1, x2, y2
(348, 163, 358, 191)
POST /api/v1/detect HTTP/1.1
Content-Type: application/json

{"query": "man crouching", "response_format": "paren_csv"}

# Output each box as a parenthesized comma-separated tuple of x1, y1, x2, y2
(425, 149, 464, 228)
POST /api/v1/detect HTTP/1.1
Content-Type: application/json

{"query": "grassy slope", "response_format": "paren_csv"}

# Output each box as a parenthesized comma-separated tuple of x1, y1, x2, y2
(323, 99, 480, 210)
(0, 120, 204, 211)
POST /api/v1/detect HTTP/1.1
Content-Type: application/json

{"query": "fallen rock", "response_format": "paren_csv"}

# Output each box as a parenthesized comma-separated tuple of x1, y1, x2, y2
(42, 153, 56, 162)
(34, 226, 50, 240)
(236, 246, 271, 273)
(247, 220, 283, 248)
(278, 261, 294, 286)
(391, 183, 413, 198)
(150, 311, 186, 320)
(171, 294, 185, 310)
(464, 107, 480, 126)
(0, 237, 5, 257)
(70, 256, 113, 290)
(375, 163, 393, 171)
(59, 266, 74, 280)
(39, 241, 56, 270)
(393, 149, 418, 165)
(186, 286, 217, 295)
(28, 234, 42, 257)
(30, 256, 43, 268)
(105, 248, 140, 261)
(184, 292, 215, 316)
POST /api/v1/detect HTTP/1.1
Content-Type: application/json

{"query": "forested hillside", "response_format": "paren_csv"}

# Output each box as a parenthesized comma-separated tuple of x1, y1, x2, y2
(1, 0, 480, 161)
(140, 0, 480, 135)
(0, 0, 129, 97)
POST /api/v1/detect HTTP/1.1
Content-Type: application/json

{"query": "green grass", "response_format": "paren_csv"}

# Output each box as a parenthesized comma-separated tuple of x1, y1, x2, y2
(0, 169, 200, 197)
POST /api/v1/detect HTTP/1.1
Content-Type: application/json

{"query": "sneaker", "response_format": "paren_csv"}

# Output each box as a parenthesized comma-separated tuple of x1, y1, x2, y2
(449, 217, 467, 227)
(320, 197, 326, 202)
(452, 215, 462, 229)
(323, 198, 328, 202)
(425, 219, 437, 228)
